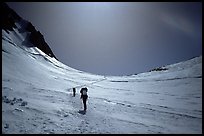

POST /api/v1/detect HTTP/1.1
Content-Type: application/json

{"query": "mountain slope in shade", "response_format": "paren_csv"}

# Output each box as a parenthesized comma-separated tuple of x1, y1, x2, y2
(1, 3, 57, 59)
(2, 3, 202, 134)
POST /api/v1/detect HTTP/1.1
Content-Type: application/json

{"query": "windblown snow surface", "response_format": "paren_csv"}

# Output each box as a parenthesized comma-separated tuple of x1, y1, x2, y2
(2, 20, 202, 134)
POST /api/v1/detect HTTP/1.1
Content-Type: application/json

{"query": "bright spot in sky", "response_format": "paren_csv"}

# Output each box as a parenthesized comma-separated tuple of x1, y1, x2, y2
(88, 2, 112, 7)
(80, 2, 113, 10)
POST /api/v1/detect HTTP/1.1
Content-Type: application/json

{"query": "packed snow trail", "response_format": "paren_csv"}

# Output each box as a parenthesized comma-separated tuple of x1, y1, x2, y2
(67, 77, 107, 92)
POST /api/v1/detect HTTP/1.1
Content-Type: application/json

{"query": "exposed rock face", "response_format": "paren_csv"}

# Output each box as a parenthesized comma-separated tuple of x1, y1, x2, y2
(25, 22, 57, 59)
(1, 3, 57, 59)
(1, 3, 21, 32)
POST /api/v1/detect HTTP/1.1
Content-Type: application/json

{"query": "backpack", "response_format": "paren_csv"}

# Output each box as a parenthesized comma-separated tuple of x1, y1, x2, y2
(82, 90, 87, 95)
(81, 88, 88, 95)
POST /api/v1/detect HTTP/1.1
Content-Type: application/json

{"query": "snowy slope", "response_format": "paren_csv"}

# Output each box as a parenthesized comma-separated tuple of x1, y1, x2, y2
(2, 16, 202, 134)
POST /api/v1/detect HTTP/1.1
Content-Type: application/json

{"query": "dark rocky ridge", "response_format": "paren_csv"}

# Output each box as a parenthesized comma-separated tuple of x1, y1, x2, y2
(1, 3, 57, 59)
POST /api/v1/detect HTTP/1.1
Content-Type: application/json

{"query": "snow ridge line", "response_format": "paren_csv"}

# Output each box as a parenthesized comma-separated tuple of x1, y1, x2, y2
(93, 97, 202, 120)
(68, 77, 107, 91)
(141, 106, 202, 119)
(2, 49, 11, 54)
(2, 36, 17, 47)
(153, 76, 202, 81)
(109, 76, 202, 83)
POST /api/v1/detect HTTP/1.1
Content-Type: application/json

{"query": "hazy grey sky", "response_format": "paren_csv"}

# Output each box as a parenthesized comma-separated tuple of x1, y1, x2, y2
(7, 2, 202, 76)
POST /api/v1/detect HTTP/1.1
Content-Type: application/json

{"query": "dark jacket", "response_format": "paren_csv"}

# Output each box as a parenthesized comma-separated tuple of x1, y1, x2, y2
(80, 87, 88, 99)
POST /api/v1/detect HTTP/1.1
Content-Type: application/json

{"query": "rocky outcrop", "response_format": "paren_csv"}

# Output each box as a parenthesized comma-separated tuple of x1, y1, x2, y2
(1, 3, 21, 32)
(1, 3, 57, 59)
(25, 22, 57, 59)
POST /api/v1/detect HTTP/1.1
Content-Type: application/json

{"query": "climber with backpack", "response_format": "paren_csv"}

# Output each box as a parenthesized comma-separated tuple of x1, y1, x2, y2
(80, 87, 88, 111)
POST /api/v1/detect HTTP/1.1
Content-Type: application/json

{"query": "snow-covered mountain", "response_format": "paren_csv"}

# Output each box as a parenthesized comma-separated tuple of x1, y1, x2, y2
(2, 3, 57, 59)
(2, 3, 202, 134)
